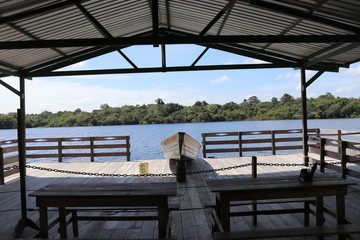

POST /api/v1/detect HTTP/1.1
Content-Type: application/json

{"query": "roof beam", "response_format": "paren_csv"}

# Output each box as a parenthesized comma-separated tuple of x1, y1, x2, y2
(75, 2, 138, 69)
(152, 0, 159, 47)
(28, 63, 298, 77)
(0, 0, 80, 25)
(248, 0, 360, 34)
(1, 34, 359, 49)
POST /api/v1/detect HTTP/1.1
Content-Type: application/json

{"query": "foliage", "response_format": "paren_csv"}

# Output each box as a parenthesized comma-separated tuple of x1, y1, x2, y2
(1, 94, 359, 129)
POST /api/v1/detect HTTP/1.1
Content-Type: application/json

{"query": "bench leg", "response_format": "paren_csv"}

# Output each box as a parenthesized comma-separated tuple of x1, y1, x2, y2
(252, 201, 257, 226)
(58, 207, 67, 239)
(158, 203, 169, 238)
(304, 201, 310, 227)
(39, 206, 48, 239)
(71, 210, 79, 237)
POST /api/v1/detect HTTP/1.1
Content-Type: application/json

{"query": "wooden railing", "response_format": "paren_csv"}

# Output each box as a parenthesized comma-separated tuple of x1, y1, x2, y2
(309, 136, 360, 179)
(0, 136, 131, 184)
(202, 128, 319, 158)
(0, 140, 19, 185)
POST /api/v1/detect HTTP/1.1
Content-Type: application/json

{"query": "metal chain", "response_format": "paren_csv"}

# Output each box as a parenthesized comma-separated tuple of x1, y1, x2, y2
(2, 159, 360, 178)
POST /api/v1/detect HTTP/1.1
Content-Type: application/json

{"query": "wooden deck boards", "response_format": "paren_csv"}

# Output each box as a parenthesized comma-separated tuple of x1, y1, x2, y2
(1, 154, 359, 239)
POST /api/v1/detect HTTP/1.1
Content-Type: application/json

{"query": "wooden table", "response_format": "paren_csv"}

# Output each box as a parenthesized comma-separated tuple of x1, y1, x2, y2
(206, 174, 355, 233)
(29, 182, 177, 239)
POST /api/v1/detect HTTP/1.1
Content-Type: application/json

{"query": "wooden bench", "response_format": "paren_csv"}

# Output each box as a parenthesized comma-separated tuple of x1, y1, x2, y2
(66, 204, 180, 237)
(205, 197, 316, 227)
(213, 224, 360, 239)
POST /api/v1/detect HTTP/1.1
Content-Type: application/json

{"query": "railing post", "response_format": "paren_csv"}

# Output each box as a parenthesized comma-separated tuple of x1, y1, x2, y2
(340, 140, 347, 178)
(90, 137, 95, 162)
(126, 136, 130, 161)
(58, 138, 63, 162)
(337, 130, 342, 153)
(202, 134, 207, 158)
(238, 132, 242, 157)
(320, 138, 325, 173)
(251, 156, 257, 178)
(0, 147, 4, 185)
(271, 131, 276, 155)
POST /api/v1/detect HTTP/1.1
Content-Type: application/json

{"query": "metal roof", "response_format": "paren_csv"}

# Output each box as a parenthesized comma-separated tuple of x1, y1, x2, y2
(0, 0, 359, 78)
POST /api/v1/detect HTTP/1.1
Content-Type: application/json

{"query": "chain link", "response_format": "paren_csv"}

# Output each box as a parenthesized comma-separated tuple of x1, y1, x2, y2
(2, 159, 360, 178)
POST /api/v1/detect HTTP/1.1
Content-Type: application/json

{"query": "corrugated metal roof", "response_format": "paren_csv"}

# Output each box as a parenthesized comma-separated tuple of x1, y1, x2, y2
(0, 0, 359, 78)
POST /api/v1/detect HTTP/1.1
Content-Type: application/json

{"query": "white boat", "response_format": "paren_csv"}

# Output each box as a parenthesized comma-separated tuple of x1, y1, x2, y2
(161, 132, 201, 182)
(160, 132, 201, 160)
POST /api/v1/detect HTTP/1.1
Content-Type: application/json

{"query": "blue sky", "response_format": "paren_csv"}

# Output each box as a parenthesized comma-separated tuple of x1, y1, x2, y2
(1, 44, 360, 114)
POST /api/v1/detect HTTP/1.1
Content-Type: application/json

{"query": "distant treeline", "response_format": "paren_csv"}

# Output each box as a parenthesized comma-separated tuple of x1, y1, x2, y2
(1, 93, 359, 129)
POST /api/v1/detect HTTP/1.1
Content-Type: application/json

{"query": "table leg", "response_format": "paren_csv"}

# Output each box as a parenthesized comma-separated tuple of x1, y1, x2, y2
(336, 195, 346, 240)
(58, 207, 67, 239)
(316, 196, 324, 226)
(158, 203, 169, 238)
(316, 196, 324, 240)
(219, 198, 230, 231)
(39, 206, 48, 239)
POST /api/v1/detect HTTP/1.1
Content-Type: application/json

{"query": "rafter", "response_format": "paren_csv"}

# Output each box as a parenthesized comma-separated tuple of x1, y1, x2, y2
(192, 0, 235, 66)
(152, 0, 159, 47)
(248, 0, 360, 34)
(0, 0, 80, 25)
(305, 43, 360, 67)
(75, 2, 138, 69)
(8, 23, 66, 57)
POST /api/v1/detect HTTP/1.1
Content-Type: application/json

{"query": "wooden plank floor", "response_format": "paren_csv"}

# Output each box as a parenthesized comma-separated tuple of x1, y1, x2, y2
(1, 154, 359, 239)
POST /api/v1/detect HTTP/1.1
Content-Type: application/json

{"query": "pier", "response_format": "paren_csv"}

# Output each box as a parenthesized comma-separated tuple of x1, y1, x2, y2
(1, 153, 360, 239)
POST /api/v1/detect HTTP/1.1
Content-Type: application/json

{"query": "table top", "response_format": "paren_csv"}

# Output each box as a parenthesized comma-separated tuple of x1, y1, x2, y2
(29, 182, 178, 197)
(206, 174, 356, 193)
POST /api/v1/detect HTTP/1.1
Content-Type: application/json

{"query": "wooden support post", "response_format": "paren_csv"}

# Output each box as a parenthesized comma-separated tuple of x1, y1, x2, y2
(340, 140, 347, 179)
(238, 132, 243, 157)
(15, 75, 39, 237)
(58, 138, 63, 162)
(90, 137, 95, 162)
(301, 65, 309, 166)
(251, 156, 257, 226)
(126, 136, 130, 161)
(0, 147, 4, 185)
(202, 134, 207, 158)
(320, 138, 326, 173)
(271, 131, 276, 155)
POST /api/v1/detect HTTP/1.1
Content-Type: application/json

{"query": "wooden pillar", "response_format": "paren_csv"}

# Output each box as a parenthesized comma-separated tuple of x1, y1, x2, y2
(301, 66, 309, 166)
(15, 75, 39, 237)
(18, 75, 27, 220)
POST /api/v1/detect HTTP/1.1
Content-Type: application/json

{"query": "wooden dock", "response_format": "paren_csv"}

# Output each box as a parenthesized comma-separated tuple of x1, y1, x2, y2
(1, 154, 360, 239)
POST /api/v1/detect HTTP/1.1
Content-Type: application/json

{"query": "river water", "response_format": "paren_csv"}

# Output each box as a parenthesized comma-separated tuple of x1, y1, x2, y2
(0, 119, 359, 161)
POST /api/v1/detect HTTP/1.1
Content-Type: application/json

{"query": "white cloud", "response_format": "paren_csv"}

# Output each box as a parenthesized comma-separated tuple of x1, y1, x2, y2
(242, 58, 268, 64)
(344, 64, 360, 76)
(210, 75, 230, 84)
(335, 79, 360, 94)
(65, 61, 87, 70)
